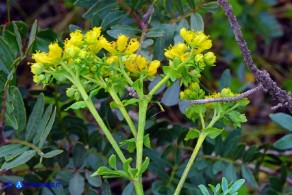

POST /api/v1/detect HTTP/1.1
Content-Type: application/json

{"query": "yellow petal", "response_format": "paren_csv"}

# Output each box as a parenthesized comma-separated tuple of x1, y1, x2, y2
(148, 60, 160, 76)
(117, 35, 128, 52)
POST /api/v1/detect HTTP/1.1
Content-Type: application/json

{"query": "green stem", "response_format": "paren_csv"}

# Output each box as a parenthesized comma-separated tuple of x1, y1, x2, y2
(107, 87, 137, 138)
(8, 139, 43, 155)
(136, 100, 148, 169)
(199, 113, 205, 129)
(119, 56, 133, 86)
(75, 80, 126, 163)
(133, 180, 144, 195)
(61, 63, 126, 163)
(148, 74, 170, 97)
(174, 133, 207, 195)
(7, 0, 11, 23)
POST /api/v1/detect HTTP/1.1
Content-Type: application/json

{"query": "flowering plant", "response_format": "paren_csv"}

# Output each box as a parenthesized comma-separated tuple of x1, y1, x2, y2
(29, 26, 247, 194)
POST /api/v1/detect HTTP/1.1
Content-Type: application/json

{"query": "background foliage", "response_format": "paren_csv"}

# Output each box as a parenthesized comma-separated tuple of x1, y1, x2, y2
(1, 0, 292, 194)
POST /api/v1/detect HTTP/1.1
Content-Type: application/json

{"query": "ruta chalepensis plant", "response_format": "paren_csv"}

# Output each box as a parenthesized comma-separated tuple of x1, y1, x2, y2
(28, 26, 248, 194)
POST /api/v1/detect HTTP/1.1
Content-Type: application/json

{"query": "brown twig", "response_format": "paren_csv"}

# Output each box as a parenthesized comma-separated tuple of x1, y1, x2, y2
(217, 0, 292, 113)
(190, 84, 263, 104)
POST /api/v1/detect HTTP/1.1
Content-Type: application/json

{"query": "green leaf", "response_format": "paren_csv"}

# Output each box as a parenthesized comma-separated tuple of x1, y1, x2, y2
(0, 36, 15, 74)
(33, 29, 58, 52)
(33, 104, 53, 145)
(74, 0, 96, 8)
(38, 107, 56, 147)
(101, 180, 111, 195)
(143, 134, 151, 148)
(4, 146, 29, 161)
(1, 150, 36, 170)
(122, 98, 140, 106)
(161, 80, 180, 106)
(201, 2, 220, 13)
(11, 87, 26, 132)
(221, 177, 228, 192)
(241, 165, 258, 188)
(26, 20, 38, 54)
(122, 158, 133, 174)
(198, 184, 210, 195)
(73, 143, 86, 168)
(122, 182, 135, 195)
(186, 0, 196, 9)
(202, 127, 223, 139)
(107, 25, 141, 38)
(42, 150, 63, 158)
(69, 173, 85, 195)
(190, 13, 204, 32)
(172, 0, 183, 15)
(269, 112, 292, 131)
(146, 28, 166, 38)
(65, 101, 87, 110)
(140, 157, 150, 175)
(85, 172, 102, 187)
(185, 129, 200, 141)
(153, 36, 165, 61)
(101, 11, 128, 30)
(219, 69, 231, 90)
(0, 144, 23, 158)
(4, 112, 18, 130)
(230, 179, 245, 193)
(273, 134, 292, 150)
(12, 22, 23, 56)
(26, 93, 45, 141)
(109, 154, 117, 170)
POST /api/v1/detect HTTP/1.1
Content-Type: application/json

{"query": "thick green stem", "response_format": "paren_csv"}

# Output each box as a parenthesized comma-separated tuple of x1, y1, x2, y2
(136, 100, 148, 169)
(75, 81, 126, 163)
(133, 179, 144, 195)
(174, 133, 207, 195)
(107, 87, 137, 138)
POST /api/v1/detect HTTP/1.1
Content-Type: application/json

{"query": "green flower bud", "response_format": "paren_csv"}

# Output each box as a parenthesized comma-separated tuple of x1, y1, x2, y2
(204, 52, 216, 66)
(66, 87, 76, 97)
(31, 63, 44, 75)
(39, 74, 46, 81)
(195, 54, 204, 63)
(79, 50, 87, 59)
(33, 75, 40, 83)
(74, 91, 80, 100)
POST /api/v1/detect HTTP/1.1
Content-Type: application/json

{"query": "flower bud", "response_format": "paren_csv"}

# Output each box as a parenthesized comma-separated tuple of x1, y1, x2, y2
(66, 87, 76, 97)
(31, 63, 44, 75)
(204, 52, 216, 65)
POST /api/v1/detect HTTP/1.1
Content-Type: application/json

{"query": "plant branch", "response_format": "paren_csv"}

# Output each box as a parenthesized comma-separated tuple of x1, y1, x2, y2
(217, 0, 292, 113)
(190, 84, 263, 104)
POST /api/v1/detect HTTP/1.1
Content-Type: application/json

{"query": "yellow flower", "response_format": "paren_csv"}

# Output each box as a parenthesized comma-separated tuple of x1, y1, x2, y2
(64, 45, 81, 58)
(100, 36, 116, 53)
(117, 35, 128, 52)
(100, 35, 140, 55)
(148, 60, 160, 76)
(136, 55, 147, 70)
(87, 43, 102, 54)
(180, 28, 212, 53)
(124, 38, 140, 54)
(106, 56, 118, 65)
(85, 27, 101, 44)
(32, 42, 62, 65)
(164, 43, 188, 61)
(66, 30, 84, 46)
(125, 55, 160, 76)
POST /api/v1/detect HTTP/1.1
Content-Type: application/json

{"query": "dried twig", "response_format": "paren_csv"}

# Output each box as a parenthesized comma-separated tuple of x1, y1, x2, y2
(217, 0, 292, 113)
(190, 84, 263, 104)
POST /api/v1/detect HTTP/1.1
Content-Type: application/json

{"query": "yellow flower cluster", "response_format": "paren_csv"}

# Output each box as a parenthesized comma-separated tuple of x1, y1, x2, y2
(100, 34, 140, 55)
(125, 54, 160, 76)
(164, 43, 189, 61)
(180, 28, 212, 53)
